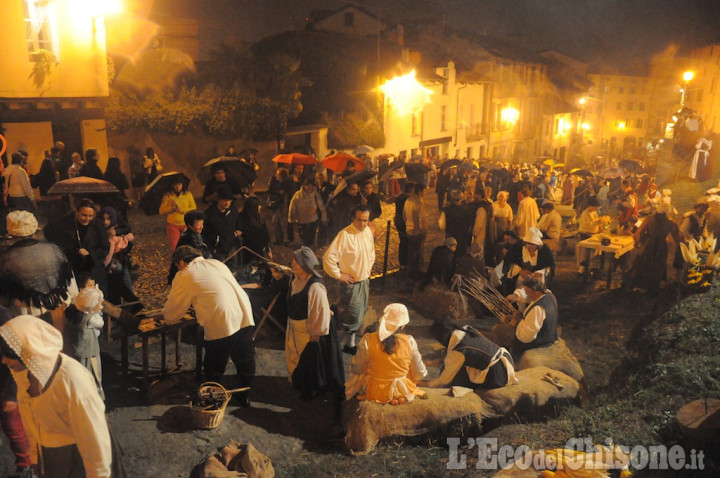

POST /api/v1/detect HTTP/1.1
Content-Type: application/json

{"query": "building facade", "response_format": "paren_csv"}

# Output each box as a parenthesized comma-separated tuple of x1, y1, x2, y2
(1, 0, 111, 172)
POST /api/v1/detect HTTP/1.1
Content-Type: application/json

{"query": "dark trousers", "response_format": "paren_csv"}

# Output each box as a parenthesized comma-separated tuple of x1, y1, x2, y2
(406, 233, 426, 278)
(203, 326, 255, 389)
(297, 220, 318, 246)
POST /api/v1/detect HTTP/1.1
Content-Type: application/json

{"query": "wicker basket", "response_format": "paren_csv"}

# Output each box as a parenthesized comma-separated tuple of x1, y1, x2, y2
(189, 382, 231, 430)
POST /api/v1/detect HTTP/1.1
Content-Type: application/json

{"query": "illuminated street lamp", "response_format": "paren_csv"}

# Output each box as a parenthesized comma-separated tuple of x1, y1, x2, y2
(617, 121, 626, 130)
(379, 70, 433, 116)
(500, 106, 519, 126)
(680, 70, 694, 107)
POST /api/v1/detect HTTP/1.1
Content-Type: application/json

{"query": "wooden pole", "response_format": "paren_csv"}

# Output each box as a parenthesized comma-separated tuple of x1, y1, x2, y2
(382, 220, 391, 279)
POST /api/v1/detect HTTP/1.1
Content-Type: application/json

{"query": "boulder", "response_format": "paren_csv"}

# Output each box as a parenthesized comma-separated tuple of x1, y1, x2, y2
(478, 366, 581, 419)
(410, 285, 473, 323)
(517, 339, 585, 384)
(343, 388, 487, 454)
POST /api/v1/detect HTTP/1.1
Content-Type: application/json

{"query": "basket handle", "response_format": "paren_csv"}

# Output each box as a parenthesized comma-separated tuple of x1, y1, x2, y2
(223, 387, 250, 395)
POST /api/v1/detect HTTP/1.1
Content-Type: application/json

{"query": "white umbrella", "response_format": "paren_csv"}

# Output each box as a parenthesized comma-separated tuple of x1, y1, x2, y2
(352, 145, 374, 156)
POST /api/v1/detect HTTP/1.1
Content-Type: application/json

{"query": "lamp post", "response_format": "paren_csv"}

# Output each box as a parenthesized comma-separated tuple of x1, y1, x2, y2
(681, 70, 694, 107)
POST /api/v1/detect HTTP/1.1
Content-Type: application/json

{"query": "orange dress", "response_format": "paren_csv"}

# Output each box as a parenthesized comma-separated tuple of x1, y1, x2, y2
(345, 332, 427, 403)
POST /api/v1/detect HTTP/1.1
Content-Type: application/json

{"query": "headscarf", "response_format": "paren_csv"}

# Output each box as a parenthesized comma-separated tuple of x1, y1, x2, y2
(378, 303, 410, 341)
(0, 315, 63, 389)
(0, 241, 73, 309)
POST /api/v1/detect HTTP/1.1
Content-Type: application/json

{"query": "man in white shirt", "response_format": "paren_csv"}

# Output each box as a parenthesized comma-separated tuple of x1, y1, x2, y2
(323, 204, 375, 354)
(514, 185, 540, 238)
(163, 245, 255, 406)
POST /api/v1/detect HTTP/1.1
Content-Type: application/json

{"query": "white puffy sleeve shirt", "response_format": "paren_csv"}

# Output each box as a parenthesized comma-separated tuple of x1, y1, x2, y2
(163, 257, 255, 340)
(17, 355, 112, 477)
(323, 224, 375, 282)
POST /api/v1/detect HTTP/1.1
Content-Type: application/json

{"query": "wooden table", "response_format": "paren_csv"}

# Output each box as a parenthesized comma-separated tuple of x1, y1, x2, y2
(118, 314, 203, 397)
(577, 234, 635, 288)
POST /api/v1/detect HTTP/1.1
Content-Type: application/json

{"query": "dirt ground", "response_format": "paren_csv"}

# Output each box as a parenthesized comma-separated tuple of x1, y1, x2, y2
(0, 190, 697, 477)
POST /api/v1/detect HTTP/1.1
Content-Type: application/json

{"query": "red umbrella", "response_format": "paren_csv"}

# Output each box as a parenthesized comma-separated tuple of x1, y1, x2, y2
(271, 153, 317, 165)
(321, 153, 365, 174)
(47, 177, 119, 195)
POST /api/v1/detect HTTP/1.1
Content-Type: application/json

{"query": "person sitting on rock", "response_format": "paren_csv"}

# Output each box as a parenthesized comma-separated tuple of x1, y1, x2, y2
(419, 237, 457, 290)
(345, 303, 427, 405)
(420, 315, 516, 390)
(500, 227, 555, 295)
(504, 277, 558, 360)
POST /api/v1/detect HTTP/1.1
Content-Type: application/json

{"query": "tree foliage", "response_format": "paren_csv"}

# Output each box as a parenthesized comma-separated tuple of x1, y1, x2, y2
(322, 111, 384, 149)
(105, 44, 302, 140)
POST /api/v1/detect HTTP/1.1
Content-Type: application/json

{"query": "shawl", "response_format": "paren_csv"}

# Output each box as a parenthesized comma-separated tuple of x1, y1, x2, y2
(0, 315, 63, 388)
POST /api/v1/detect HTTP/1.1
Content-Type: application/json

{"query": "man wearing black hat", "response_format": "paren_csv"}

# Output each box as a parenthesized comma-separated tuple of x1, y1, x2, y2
(420, 316, 515, 390)
(163, 245, 255, 406)
(201, 163, 242, 203)
(203, 184, 241, 267)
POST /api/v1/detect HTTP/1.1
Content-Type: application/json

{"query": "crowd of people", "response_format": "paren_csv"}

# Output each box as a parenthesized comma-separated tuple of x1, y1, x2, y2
(1, 141, 716, 477)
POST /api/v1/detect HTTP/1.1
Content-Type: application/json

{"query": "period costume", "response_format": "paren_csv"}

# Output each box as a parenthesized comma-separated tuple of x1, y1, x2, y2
(284, 248, 344, 401)
(428, 321, 516, 390)
(512, 290, 559, 358)
(345, 304, 427, 404)
(162, 250, 255, 403)
(0, 316, 118, 477)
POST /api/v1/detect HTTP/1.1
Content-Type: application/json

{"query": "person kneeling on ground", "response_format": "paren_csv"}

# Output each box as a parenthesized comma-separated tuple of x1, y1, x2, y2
(420, 316, 516, 390)
(345, 303, 427, 405)
(419, 237, 457, 290)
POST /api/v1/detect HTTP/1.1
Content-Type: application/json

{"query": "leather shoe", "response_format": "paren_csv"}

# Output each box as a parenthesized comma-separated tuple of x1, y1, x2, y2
(234, 393, 251, 408)
(342, 345, 357, 355)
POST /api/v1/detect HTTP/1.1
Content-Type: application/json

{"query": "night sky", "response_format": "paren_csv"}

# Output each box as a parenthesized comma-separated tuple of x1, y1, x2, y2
(148, 0, 720, 71)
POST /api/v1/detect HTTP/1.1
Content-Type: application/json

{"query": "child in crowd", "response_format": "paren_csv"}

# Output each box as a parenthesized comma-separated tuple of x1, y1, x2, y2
(63, 276, 105, 399)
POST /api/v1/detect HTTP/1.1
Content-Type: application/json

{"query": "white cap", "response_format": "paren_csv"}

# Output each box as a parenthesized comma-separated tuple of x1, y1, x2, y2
(6, 210, 38, 237)
(522, 227, 544, 246)
(378, 303, 410, 341)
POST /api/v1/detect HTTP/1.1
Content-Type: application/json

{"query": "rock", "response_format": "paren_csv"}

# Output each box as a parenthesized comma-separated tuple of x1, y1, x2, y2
(517, 339, 585, 384)
(342, 388, 486, 454)
(478, 366, 581, 419)
(410, 285, 473, 323)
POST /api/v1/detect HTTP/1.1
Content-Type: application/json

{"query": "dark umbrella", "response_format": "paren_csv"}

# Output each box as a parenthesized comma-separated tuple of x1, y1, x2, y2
(47, 177, 119, 195)
(332, 170, 378, 197)
(198, 157, 256, 187)
(440, 159, 463, 170)
(378, 161, 404, 183)
(404, 163, 431, 183)
(619, 159, 642, 172)
(139, 171, 190, 216)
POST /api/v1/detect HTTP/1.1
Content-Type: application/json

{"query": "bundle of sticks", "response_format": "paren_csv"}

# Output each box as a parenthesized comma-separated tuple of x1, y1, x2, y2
(459, 271, 515, 324)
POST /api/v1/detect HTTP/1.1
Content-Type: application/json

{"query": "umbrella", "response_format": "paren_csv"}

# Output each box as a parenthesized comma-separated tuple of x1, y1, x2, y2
(404, 163, 431, 183)
(602, 167, 625, 179)
(321, 153, 365, 174)
(440, 159, 463, 170)
(542, 158, 556, 166)
(619, 159, 642, 172)
(569, 168, 593, 177)
(47, 177, 119, 195)
(352, 145, 375, 156)
(198, 157, 256, 186)
(139, 171, 190, 216)
(332, 170, 378, 197)
(378, 161, 404, 183)
(271, 153, 317, 165)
